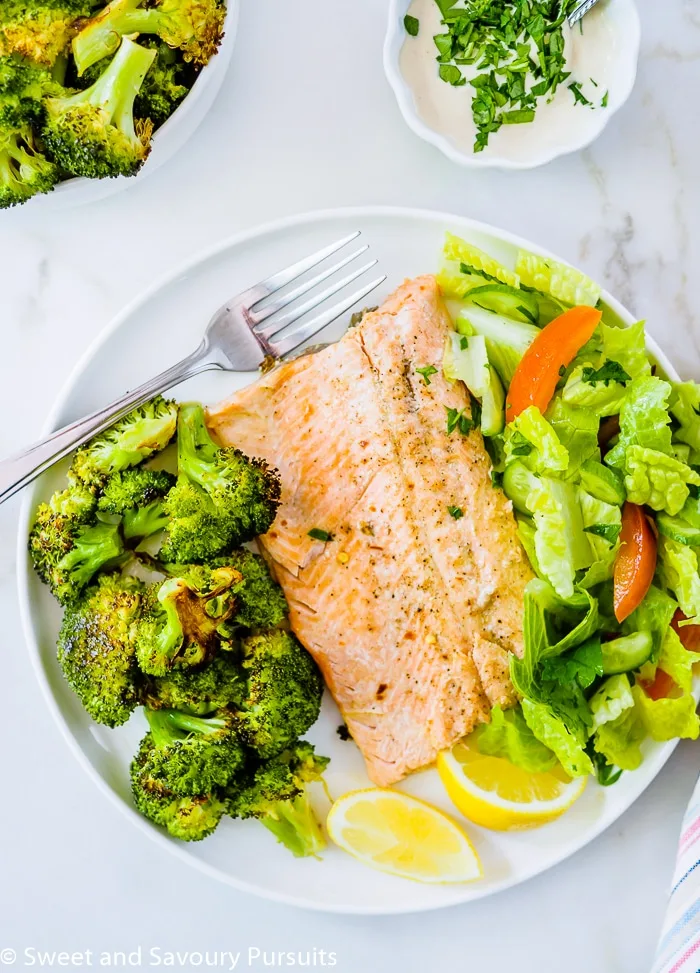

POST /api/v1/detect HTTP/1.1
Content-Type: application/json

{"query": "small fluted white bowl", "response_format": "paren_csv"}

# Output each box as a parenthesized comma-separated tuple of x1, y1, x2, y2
(19, 0, 239, 212)
(384, 0, 640, 170)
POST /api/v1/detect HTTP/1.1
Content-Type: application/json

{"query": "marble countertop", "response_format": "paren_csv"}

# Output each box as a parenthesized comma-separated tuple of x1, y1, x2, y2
(0, 1, 698, 971)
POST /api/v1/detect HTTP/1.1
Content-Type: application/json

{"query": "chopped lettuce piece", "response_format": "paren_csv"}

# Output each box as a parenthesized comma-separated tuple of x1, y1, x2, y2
(442, 332, 505, 436)
(622, 585, 678, 662)
(670, 382, 700, 453)
(580, 490, 622, 560)
(606, 376, 673, 469)
(600, 321, 651, 381)
(521, 699, 593, 778)
(632, 685, 700, 742)
(624, 446, 700, 515)
(657, 537, 700, 620)
(527, 478, 592, 598)
(515, 249, 601, 307)
(545, 399, 600, 477)
(504, 407, 569, 475)
(578, 549, 618, 589)
(593, 705, 644, 771)
(561, 364, 628, 417)
(590, 674, 635, 730)
(474, 705, 557, 773)
(638, 626, 700, 694)
(438, 233, 519, 298)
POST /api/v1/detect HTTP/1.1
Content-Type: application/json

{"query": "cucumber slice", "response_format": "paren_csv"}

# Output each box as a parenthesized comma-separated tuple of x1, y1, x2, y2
(601, 632, 653, 675)
(456, 306, 539, 387)
(467, 284, 539, 325)
(657, 511, 700, 546)
(579, 459, 626, 506)
(503, 462, 539, 514)
(443, 332, 505, 436)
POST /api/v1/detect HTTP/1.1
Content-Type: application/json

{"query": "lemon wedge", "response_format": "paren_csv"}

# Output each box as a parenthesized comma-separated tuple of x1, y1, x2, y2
(326, 788, 482, 884)
(437, 740, 587, 831)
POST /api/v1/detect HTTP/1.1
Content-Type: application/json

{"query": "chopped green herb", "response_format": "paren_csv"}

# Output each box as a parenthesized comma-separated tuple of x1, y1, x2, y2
(509, 430, 533, 457)
(601, 90, 609, 108)
(404, 14, 420, 36)
(491, 470, 504, 489)
(558, 365, 567, 377)
(542, 637, 603, 690)
(460, 335, 469, 350)
(446, 406, 474, 436)
(308, 528, 333, 542)
(582, 360, 631, 387)
(416, 364, 438, 386)
(337, 723, 351, 741)
(588, 743, 623, 786)
(569, 82, 592, 107)
(584, 523, 622, 545)
(448, 505, 464, 519)
(459, 262, 501, 284)
(439, 63, 466, 87)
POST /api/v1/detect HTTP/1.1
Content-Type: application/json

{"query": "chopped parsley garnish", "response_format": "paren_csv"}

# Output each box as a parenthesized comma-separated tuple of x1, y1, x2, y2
(558, 365, 567, 377)
(446, 406, 474, 436)
(404, 14, 420, 36)
(432, 0, 596, 152)
(308, 528, 333, 542)
(416, 364, 438, 385)
(584, 523, 622, 545)
(582, 360, 631, 387)
(542, 638, 603, 690)
(337, 723, 351, 741)
(509, 430, 533, 456)
(460, 335, 469, 350)
(569, 81, 592, 107)
(448, 505, 464, 519)
(601, 90, 609, 108)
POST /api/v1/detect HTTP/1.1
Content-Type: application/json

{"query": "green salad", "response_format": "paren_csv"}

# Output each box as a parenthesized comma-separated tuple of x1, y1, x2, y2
(439, 232, 700, 784)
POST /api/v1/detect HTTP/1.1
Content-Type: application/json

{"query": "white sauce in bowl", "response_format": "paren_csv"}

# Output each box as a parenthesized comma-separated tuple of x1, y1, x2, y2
(400, 0, 622, 165)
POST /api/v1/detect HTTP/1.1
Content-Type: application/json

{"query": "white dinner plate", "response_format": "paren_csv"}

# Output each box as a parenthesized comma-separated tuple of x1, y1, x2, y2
(17, 207, 682, 914)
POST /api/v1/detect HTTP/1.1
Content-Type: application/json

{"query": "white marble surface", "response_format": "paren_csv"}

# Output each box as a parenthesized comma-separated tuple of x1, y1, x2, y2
(0, 1, 698, 970)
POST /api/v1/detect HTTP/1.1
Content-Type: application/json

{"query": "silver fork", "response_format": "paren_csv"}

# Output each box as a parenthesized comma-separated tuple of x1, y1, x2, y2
(0, 232, 385, 505)
(568, 0, 602, 28)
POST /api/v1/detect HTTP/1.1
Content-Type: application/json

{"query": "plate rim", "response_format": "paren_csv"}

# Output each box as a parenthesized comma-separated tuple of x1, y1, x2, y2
(16, 205, 682, 914)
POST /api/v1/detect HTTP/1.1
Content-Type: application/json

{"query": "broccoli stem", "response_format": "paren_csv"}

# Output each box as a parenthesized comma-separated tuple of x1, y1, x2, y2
(145, 707, 180, 747)
(57, 35, 155, 138)
(73, 0, 181, 74)
(163, 710, 228, 736)
(176, 403, 225, 489)
(262, 793, 326, 858)
(152, 579, 188, 667)
(123, 500, 168, 540)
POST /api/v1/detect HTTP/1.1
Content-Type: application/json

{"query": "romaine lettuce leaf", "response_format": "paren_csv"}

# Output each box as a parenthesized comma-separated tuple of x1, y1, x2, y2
(605, 376, 673, 469)
(527, 478, 592, 598)
(670, 382, 700, 453)
(504, 406, 569, 474)
(521, 699, 593, 778)
(561, 364, 628, 417)
(438, 233, 519, 298)
(578, 549, 617, 589)
(590, 674, 635, 730)
(580, 490, 622, 561)
(600, 321, 651, 381)
(545, 398, 600, 476)
(593, 706, 644, 771)
(638, 627, 700, 694)
(474, 705, 558, 773)
(632, 685, 700, 742)
(657, 537, 700, 620)
(514, 250, 601, 307)
(624, 446, 700, 515)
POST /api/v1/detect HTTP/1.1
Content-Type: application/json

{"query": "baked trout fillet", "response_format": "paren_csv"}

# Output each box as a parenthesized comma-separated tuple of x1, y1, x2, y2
(208, 275, 533, 786)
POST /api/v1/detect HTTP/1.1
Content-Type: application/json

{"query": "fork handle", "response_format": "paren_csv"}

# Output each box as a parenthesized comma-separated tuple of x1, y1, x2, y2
(0, 343, 216, 506)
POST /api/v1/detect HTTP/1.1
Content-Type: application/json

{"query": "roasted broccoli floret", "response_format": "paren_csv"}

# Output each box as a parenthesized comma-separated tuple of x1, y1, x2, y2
(98, 467, 176, 540)
(0, 54, 61, 128)
(226, 742, 329, 858)
(0, 0, 98, 66)
(134, 707, 245, 796)
(234, 629, 323, 758)
(161, 549, 288, 630)
(29, 484, 125, 604)
(42, 36, 156, 178)
(70, 395, 177, 488)
(161, 403, 281, 563)
(0, 125, 59, 208)
(72, 0, 225, 75)
(135, 40, 191, 126)
(130, 733, 225, 841)
(143, 652, 245, 714)
(57, 573, 144, 726)
(134, 565, 242, 676)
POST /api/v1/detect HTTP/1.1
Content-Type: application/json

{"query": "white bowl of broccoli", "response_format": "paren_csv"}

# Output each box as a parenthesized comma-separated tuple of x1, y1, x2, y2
(0, 0, 239, 210)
